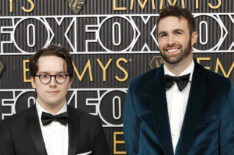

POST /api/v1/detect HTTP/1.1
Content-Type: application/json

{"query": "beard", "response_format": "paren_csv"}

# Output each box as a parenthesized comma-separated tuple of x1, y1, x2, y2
(160, 38, 192, 65)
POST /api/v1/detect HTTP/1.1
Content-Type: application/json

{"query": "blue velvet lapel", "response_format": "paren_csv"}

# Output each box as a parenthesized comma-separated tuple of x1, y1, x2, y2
(26, 105, 48, 155)
(175, 62, 207, 155)
(151, 65, 174, 155)
(67, 106, 79, 155)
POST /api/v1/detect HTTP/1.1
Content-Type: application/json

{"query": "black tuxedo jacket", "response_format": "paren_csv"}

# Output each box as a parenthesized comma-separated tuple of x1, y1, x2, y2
(123, 62, 234, 155)
(0, 105, 109, 155)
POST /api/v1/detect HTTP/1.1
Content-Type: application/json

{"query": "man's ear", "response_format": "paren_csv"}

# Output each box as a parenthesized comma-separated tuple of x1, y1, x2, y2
(30, 76, 36, 88)
(68, 78, 73, 89)
(191, 31, 198, 46)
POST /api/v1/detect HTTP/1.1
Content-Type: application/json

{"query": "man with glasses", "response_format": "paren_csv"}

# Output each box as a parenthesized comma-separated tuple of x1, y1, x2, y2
(0, 45, 108, 155)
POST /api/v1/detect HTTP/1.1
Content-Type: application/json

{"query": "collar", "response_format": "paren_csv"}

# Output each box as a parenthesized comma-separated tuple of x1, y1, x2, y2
(163, 60, 195, 81)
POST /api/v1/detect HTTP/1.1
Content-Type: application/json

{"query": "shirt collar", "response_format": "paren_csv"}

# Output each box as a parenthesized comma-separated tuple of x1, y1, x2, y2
(164, 60, 195, 81)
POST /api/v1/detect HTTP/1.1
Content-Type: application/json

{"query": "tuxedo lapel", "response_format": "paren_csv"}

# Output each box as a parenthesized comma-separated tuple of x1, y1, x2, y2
(67, 106, 79, 155)
(151, 66, 174, 155)
(175, 62, 207, 155)
(26, 105, 48, 155)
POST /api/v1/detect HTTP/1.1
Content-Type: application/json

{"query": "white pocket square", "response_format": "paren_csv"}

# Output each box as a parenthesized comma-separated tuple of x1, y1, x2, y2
(76, 151, 92, 155)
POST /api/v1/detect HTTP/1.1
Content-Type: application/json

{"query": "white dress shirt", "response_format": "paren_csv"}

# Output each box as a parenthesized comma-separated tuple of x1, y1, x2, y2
(164, 61, 194, 153)
(36, 103, 69, 155)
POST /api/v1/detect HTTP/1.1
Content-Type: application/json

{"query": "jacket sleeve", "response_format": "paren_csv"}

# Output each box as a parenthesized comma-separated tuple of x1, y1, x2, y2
(0, 120, 15, 155)
(123, 81, 140, 155)
(93, 117, 109, 155)
(220, 81, 234, 155)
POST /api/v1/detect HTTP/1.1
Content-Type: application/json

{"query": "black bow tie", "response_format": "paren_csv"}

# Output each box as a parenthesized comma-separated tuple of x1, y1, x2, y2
(41, 112, 68, 126)
(164, 73, 190, 91)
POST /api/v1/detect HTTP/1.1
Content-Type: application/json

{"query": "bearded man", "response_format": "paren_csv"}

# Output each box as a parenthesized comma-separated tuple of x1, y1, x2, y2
(123, 6, 234, 155)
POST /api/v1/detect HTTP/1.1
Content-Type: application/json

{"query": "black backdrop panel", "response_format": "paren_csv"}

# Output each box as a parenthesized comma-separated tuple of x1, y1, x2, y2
(0, 0, 233, 154)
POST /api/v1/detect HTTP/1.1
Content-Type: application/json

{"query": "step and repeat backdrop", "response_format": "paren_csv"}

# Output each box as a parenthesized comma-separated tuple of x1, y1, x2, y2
(0, 0, 233, 154)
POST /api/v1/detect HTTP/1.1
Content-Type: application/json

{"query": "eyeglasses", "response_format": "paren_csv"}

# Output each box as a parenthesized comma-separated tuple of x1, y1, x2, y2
(35, 73, 70, 84)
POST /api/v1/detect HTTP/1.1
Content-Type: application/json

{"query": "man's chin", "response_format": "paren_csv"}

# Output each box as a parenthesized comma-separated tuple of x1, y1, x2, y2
(167, 58, 182, 64)
(162, 54, 182, 64)
(44, 101, 63, 107)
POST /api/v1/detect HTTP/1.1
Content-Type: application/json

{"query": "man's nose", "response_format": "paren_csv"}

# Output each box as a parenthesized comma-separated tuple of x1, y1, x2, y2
(49, 76, 57, 87)
(167, 34, 175, 46)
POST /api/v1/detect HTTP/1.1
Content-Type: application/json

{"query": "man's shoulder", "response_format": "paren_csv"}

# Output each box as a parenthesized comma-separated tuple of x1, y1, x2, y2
(68, 106, 99, 121)
(0, 106, 33, 128)
(131, 67, 161, 85)
(67, 106, 102, 131)
(198, 65, 232, 90)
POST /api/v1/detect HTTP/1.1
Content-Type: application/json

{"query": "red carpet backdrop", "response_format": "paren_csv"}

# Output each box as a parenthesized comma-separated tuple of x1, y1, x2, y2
(0, 0, 233, 154)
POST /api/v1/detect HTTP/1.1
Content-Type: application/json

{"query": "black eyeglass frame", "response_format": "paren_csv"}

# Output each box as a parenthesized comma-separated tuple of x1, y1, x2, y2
(34, 73, 70, 85)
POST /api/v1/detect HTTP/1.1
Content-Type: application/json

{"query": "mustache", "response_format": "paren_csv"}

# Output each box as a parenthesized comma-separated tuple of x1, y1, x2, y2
(162, 44, 182, 50)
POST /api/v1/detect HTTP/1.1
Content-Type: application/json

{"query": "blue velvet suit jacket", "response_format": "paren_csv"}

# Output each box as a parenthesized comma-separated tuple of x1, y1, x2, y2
(123, 62, 234, 155)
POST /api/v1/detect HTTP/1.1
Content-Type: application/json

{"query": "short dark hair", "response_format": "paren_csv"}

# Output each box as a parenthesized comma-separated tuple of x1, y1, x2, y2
(157, 6, 196, 34)
(29, 45, 73, 79)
